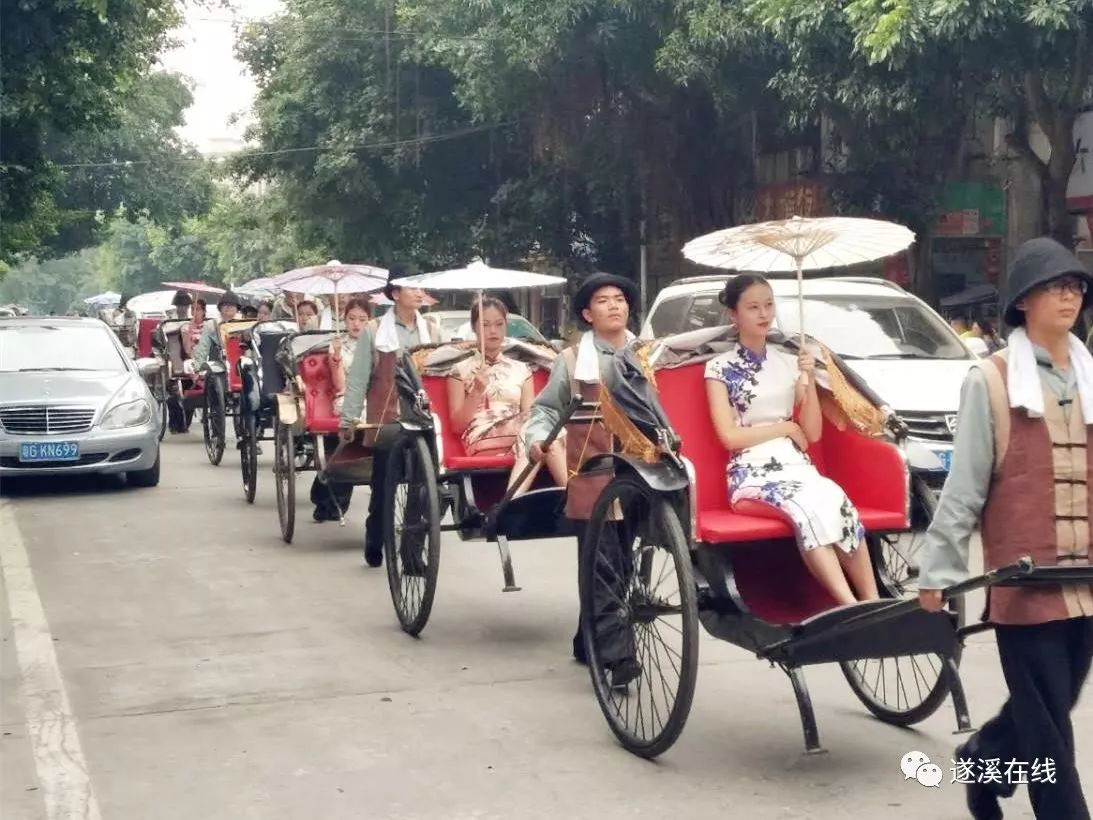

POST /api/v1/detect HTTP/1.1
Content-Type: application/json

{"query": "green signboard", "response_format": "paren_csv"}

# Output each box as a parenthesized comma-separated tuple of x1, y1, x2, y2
(934, 181, 1006, 236)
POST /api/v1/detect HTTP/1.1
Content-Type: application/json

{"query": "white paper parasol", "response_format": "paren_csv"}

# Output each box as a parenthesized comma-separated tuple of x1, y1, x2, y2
(391, 260, 565, 353)
(162, 280, 226, 296)
(274, 260, 388, 333)
(84, 291, 121, 307)
(684, 215, 914, 334)
(235, 277, 280, 298)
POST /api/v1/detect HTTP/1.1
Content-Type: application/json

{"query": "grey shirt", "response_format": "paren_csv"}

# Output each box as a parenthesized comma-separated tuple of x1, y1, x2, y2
(338, 314, 436, 427)
(918, 345, 1077, 589)
(522, 334, 619, 446)
(190, 321, 221, 371)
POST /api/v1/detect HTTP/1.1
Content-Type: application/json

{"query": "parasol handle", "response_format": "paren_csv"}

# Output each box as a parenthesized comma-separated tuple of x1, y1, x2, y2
(796, 256, 808, 388)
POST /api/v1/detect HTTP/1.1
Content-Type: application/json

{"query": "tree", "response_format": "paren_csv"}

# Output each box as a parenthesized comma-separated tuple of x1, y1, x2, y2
(1, 0, 181, 262)
(0, 251, 100, 315)
(845, 0, 1093, 245)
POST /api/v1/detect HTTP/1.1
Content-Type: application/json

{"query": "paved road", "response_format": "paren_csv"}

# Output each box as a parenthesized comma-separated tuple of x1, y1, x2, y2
(1, 436, 1088, 819)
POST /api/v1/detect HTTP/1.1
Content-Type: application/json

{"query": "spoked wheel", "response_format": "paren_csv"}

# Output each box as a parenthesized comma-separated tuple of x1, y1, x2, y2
(878, 475, 938, 596)
(240, 411, 258, 504)
(274, 420, 296, 543)
(202, 374, 227, 466)
(579, 475, 699, 759)
(383, 434, 441, 636)
(840, 527, 966, 727)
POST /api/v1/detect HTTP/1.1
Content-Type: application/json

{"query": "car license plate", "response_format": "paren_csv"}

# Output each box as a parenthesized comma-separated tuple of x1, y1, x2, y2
(18, 441, 80, 463)
(928, 447, 952, 472)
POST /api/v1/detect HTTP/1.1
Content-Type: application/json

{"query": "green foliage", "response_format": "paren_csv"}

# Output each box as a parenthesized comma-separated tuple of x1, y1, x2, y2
(1, 0, 182, 261)
(0, 251, 101, 315)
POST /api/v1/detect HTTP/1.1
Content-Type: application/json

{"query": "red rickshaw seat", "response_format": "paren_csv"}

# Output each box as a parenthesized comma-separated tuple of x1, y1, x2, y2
(653, 362, 907, 545)
(137, 318, 159, 358)
(299, 353, 339, 433)
(225, 336, 245, 393)
(421, 367, 550, 472)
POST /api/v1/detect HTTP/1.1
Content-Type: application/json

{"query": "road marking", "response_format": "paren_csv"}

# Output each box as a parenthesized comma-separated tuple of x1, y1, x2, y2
(0, 502, 102, 820)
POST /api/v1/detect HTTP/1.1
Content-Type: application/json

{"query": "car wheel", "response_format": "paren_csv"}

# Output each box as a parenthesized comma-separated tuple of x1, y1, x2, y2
(128, 452, 161, 488)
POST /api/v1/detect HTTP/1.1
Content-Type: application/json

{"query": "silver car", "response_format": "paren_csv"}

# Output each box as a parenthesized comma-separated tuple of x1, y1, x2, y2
(0, 316, 161, 485)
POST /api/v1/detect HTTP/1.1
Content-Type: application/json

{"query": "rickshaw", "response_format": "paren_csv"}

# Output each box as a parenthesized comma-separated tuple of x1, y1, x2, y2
(236, 320, 298, 503)
(271, 330, 401, 544)
(135, 316, 168, 441)
(202, 319, 257, 467)
(379, 339, 587, 636)
(156, 318, 206, 440)
(571, 327, 1047, 759)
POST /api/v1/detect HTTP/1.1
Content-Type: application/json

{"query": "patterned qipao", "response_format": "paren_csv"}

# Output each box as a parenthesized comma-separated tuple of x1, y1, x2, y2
(705, 344, 864, 553)
(453, 352, 532, 455)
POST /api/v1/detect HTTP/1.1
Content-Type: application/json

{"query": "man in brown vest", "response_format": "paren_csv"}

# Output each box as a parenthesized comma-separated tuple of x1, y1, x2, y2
(918, 237, 1093, 820)
(524, 273, 641, 688)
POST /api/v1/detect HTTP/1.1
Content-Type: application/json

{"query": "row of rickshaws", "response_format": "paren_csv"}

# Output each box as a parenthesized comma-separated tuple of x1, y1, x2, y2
(132, 315, 1090, 759)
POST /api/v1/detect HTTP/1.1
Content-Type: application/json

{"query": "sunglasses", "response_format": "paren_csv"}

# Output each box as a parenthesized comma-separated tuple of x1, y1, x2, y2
(1042, 276, 1089, 296)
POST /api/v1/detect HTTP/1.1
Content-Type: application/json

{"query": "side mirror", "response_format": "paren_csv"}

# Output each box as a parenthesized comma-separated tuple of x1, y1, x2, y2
(136, 357, 161, 379)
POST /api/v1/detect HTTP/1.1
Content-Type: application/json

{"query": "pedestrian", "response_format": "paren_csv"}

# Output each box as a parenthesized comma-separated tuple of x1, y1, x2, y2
(522, 272, 641, 688)
(338, 266, 442, 567)
(917, 236, 1093, 820)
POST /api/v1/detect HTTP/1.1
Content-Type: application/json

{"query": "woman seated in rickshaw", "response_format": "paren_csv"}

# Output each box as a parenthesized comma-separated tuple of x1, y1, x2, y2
(182, 298, 208, 358)
(447, 296, 567, 490)
(313, 297, 374, 522)
(705, 274, 879, 606)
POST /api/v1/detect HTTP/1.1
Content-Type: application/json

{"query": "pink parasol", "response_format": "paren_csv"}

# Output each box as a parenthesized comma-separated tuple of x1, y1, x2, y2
(162, 281, 226, 296)
(274, 260, 388, 333)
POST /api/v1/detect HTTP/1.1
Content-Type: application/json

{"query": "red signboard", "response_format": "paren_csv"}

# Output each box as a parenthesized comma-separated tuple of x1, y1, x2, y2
(754, 181, 828, 222)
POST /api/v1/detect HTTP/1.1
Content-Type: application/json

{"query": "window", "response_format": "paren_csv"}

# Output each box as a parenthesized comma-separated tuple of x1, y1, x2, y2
(648, 295, 692, 337)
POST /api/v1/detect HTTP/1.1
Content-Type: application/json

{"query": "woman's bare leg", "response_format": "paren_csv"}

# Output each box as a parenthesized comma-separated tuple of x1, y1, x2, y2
(799, 545, 858, 606)
(838, 539, 880, 601)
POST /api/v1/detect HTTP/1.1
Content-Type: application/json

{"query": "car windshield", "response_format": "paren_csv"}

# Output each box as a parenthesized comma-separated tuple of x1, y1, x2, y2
(0, 324, 129, 372)
(774, 296, 971, 361)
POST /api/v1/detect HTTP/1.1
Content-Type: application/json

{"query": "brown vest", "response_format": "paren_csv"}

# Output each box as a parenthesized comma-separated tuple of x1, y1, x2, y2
(978, 351, 1093, 625)
(562, 346, 615, 520)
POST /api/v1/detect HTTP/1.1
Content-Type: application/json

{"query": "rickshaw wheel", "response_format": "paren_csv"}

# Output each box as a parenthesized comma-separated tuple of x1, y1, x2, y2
(240, 411, 258, 504)
(580, 475, 699, 759)
(382, 433, 441, 636)
(203, 374, 227, 466)
(839, 532, 965, 727)
(274, 420, 296, 543)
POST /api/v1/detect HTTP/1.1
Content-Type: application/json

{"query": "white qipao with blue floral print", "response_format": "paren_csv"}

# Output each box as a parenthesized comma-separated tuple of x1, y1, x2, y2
(704, 344, 864, 554)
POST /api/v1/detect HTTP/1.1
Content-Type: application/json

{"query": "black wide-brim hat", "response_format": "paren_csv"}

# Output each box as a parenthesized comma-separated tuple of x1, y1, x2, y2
(1002, 237, 1093, 327)
(383, 265, 409, 300)
(217, 290, 243, 310)
(572, 273, 638, 322)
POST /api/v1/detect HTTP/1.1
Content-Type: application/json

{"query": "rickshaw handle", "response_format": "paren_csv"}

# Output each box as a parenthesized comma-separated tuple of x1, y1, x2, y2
(758, 558, 1035, 660)
(487, 396, 582, 522)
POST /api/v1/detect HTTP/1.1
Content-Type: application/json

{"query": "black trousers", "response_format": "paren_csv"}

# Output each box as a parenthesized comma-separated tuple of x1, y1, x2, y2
(310, 435, 353, 518)
(973, 616, 1093, 820)
(575, 520, 635, 665)
(364, 448, 387, 550)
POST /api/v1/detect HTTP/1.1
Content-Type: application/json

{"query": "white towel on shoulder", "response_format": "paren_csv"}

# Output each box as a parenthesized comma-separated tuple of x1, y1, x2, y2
(374, 308, 432, 353)
(573, 329, 635, 383)
(1005, 326, 1093, 424)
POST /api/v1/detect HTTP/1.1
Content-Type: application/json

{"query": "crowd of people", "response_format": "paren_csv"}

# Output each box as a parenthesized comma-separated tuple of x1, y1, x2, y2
(99, 237, 1091, 819)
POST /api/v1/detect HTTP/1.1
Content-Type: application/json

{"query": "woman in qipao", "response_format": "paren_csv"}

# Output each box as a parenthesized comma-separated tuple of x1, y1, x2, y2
(447, 297, 567, 489)
(704, 274, 879, 606)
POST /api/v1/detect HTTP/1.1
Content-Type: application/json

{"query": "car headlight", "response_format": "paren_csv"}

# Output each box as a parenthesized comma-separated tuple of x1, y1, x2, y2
(101, 398, 152, 430)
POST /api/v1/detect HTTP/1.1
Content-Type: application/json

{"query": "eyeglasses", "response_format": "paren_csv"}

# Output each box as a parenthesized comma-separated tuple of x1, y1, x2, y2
(1043, 277, 1089, 296)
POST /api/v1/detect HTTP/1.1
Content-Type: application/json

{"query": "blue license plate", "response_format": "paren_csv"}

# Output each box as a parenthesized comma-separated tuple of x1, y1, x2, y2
(18, 441, 80, 462)
(929, 447, 952, 472)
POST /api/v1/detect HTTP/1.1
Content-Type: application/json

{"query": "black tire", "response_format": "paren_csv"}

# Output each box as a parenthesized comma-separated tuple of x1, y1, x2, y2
(580, 475, 699, 759)
(158, 397, 167, 442)
(203, 374, 226, 466)
(383, 434, 442, 636)
(274, 420, 296, 543)
(240, 411, 258, 504)
(839, 478, 965, 727)
(127, 451, 161, 488)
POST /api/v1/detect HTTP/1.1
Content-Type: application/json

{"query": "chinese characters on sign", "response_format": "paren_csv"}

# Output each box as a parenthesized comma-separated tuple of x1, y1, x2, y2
(754, 181, 827, 222)
(950, 757, 1057, 786)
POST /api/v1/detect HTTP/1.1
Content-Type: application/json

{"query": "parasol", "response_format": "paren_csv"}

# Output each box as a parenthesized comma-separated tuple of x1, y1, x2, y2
(274, 260, 388, 334)
(235, 276, 280, 298)
(162, 280, 226, 296)
(369, 292, 438, 307)
(391, 260, 565, 354)
(83, 291, 121, 307)
(682, 215, 915, 384)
